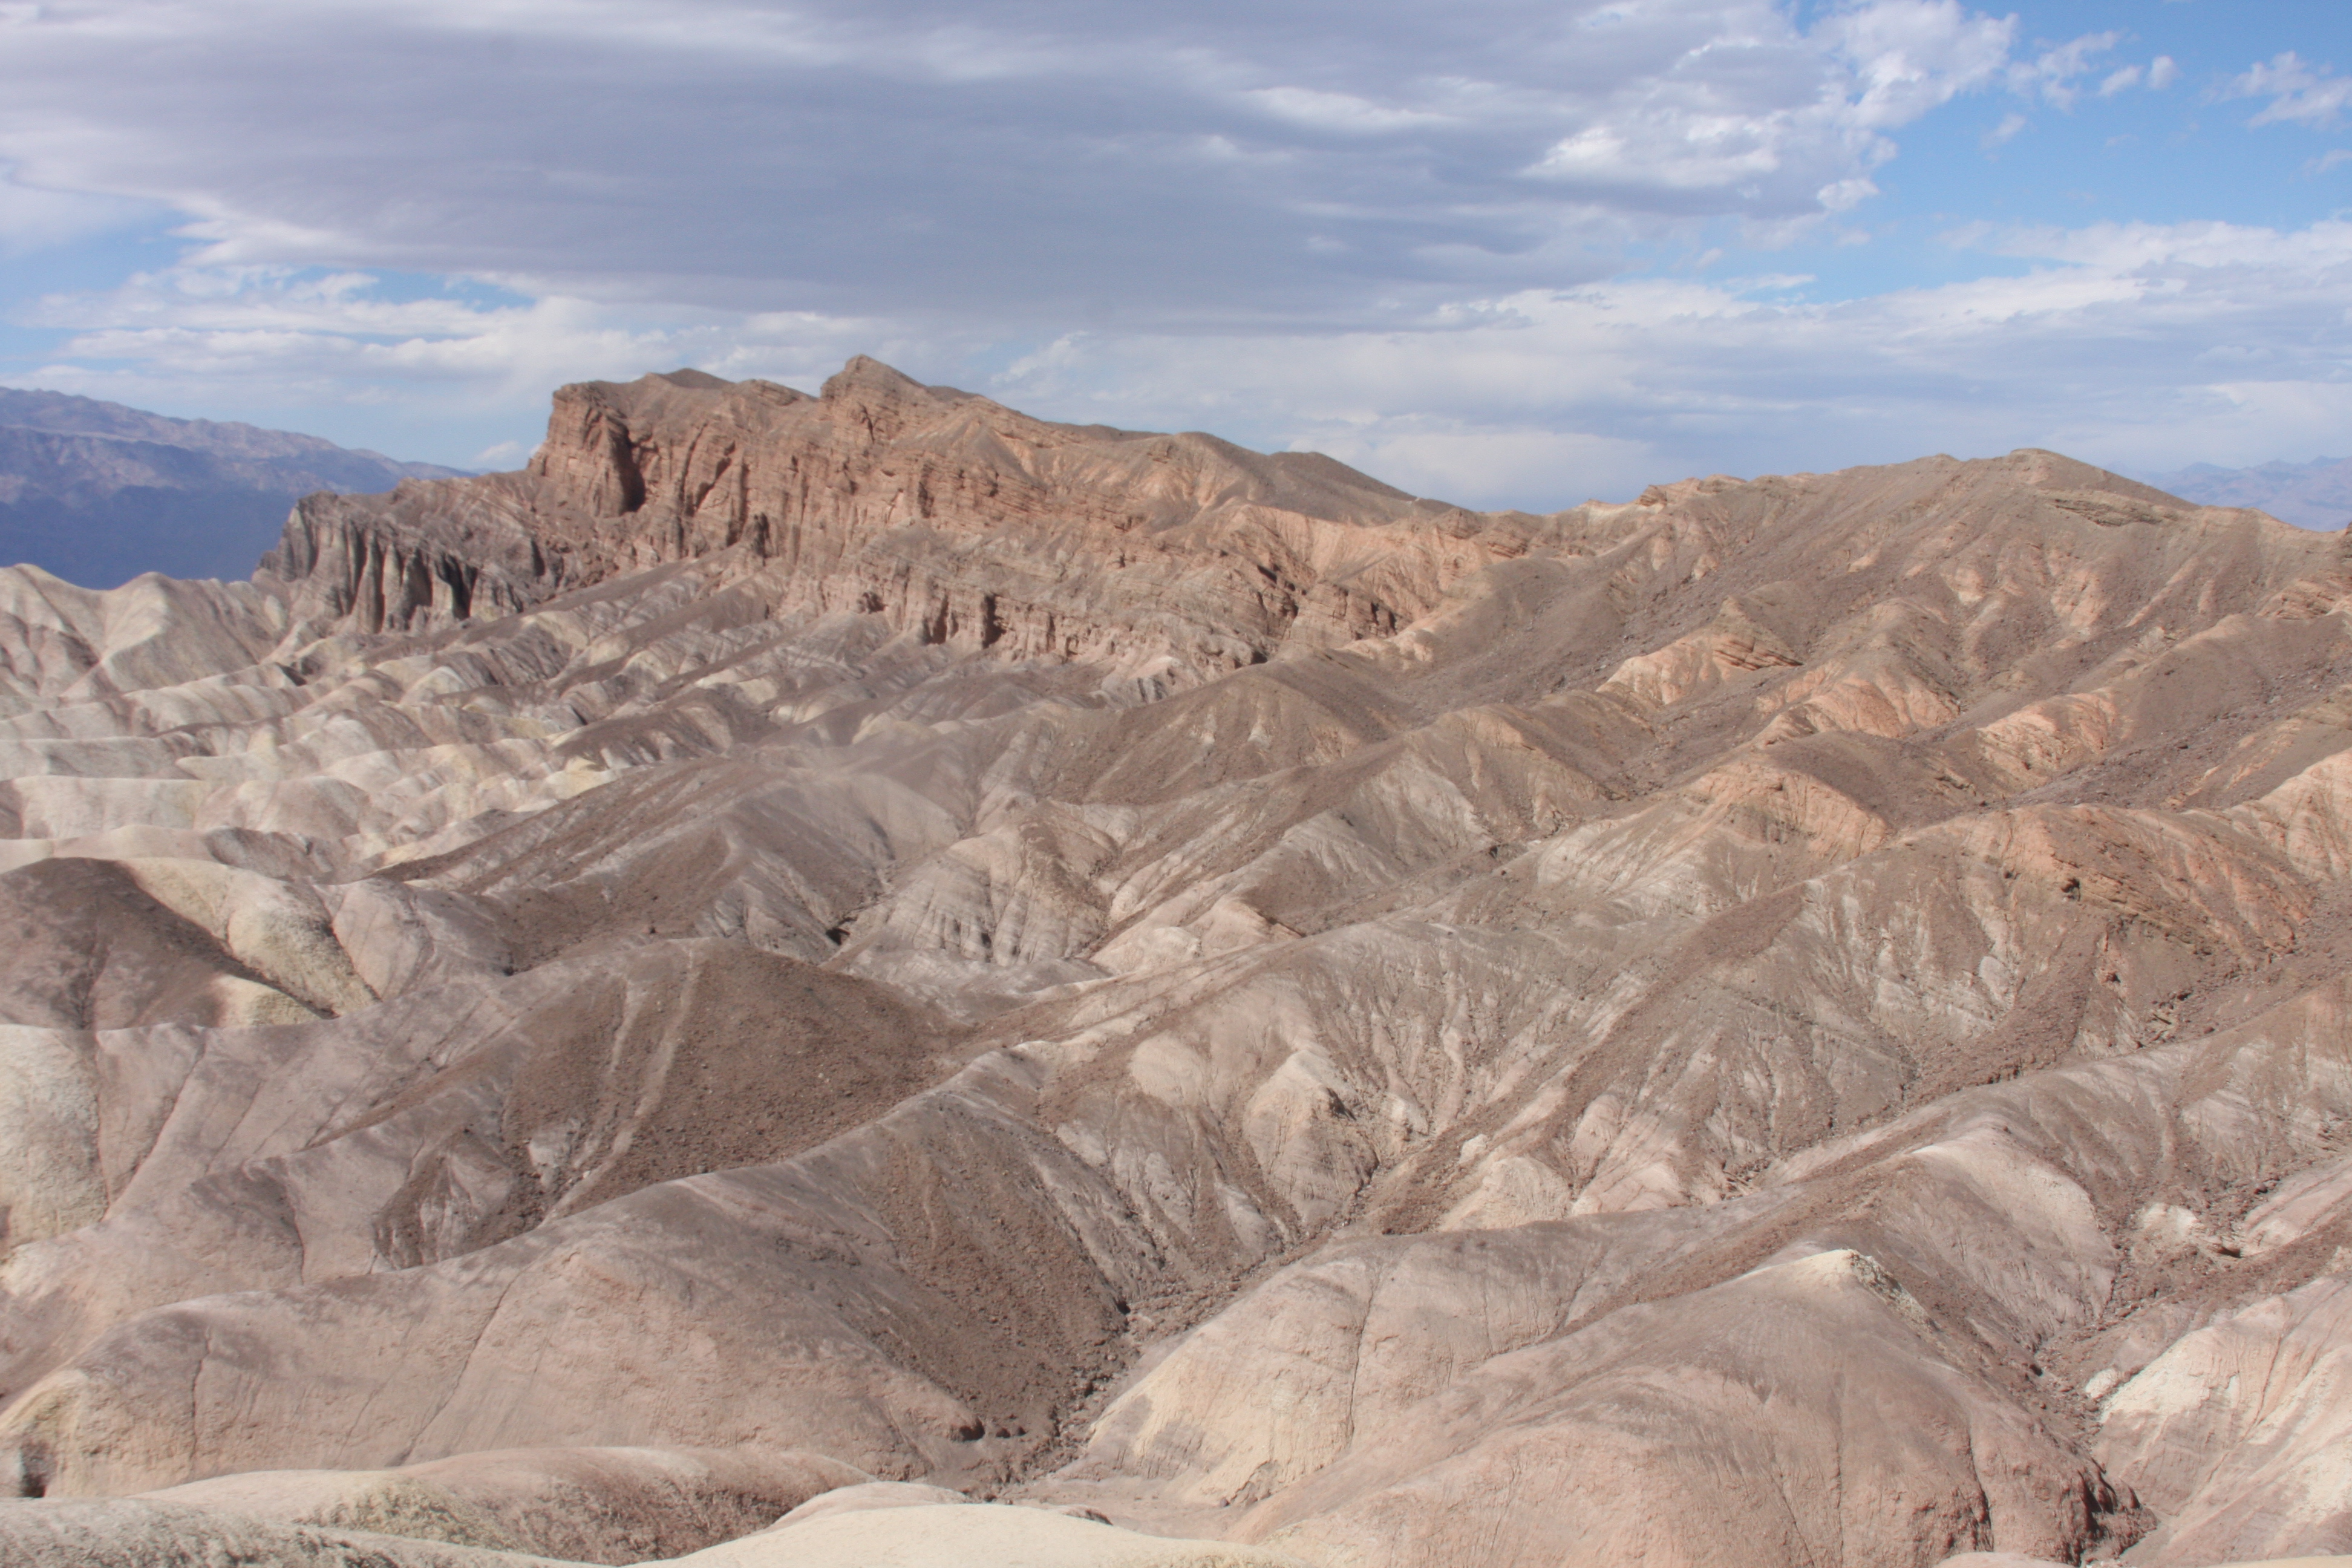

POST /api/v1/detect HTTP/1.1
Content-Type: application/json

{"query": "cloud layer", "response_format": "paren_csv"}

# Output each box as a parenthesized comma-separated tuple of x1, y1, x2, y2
(0, 0, 2020, 322)
(28, 209, 2352, 508)
(0, 1, 2344, 511)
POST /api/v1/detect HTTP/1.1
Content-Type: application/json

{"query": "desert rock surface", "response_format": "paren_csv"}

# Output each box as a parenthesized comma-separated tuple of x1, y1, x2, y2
(0, 359, 2350, 1564)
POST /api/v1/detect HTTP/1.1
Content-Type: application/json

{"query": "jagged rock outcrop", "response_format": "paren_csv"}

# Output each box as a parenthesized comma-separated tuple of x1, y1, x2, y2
(265, 359, 1530, 681)
(0, 362, 2350, 1566)
(263, 474, 552, 635)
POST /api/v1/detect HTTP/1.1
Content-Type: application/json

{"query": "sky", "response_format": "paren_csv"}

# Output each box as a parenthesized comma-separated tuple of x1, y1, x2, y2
(0, 0, 2347, 509)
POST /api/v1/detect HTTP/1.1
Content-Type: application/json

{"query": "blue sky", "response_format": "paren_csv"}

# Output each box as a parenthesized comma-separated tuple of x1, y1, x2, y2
(0, 1, 2347, 508)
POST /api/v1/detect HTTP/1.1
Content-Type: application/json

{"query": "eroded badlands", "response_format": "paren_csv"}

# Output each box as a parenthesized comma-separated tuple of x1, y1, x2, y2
(0, 359, 2349, 1566)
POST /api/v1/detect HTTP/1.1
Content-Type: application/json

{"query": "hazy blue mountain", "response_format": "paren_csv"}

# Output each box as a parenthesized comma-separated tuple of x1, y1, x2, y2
(2145, 455, 2352, 531)
(0, 387, 466, 587)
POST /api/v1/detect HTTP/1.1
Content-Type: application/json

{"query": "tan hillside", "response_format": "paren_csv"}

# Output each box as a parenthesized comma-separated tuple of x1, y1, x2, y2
(0, 360, 2348, 1567)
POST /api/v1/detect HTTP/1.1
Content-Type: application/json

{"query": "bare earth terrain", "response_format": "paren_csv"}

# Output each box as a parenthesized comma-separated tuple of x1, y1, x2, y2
(1, 358, 2350, 1566)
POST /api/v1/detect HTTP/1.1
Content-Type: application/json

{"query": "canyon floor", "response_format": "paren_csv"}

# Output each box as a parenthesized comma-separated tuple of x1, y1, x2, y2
(0, 359, 2349, 1567)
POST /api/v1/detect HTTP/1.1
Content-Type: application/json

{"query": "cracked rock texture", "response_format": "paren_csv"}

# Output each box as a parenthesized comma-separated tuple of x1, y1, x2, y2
(1, 360, 2351, 1566)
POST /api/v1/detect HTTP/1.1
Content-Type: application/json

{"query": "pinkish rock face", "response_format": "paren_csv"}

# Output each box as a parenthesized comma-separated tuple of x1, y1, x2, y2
(0, 360, 2347, 1567)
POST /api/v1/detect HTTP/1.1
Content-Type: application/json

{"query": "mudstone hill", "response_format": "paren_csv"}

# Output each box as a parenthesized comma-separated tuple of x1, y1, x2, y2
(0, 358, 2348, 1567)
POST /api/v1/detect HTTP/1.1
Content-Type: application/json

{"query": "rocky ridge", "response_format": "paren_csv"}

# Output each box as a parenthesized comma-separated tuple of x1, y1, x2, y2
(0, 361, 2348, 1566)
(272, 359, 1522, 675)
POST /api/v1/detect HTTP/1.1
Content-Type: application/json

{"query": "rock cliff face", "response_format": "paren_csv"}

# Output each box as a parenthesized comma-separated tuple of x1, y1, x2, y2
(269, 359, 1525, 681)
(1, 361, 2351, 1568)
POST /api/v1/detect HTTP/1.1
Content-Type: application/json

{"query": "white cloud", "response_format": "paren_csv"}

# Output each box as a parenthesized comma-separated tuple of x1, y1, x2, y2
(1243, 87, 1450, 134)
(1301, 423, 1656, 507)
(2090, 56, 2177, 100)
(7, 263, 920, 457)
(2227, 52, 2352, 129)
(0, 0, 2028, 322)
(0, 164, 148, 255)
(2005, 31, 2121, 111)
(0, 1, 2331, 494)
(19, 210, 2352, 504)
(977, 215, 2352, 504)
(469, 439, 529, 468)
(1816, 177, 1878, 212)
(1524, 0, 2010, 229)
(1532, 123, 1784, 191)
(1967, 217, 2352, 273)
(1817, 0, 2014, 128)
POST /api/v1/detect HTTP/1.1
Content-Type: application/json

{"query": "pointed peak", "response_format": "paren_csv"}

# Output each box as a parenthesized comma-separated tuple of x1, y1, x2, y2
(821, 356, 940, 404)
(644, 368, 731, 391)
(1997, 447, 2185, 509)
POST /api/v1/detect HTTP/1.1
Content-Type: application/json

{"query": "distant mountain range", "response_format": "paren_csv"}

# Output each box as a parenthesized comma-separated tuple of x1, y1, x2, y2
(2145, 455, 2352, 531)
(0, 387, 466, 587)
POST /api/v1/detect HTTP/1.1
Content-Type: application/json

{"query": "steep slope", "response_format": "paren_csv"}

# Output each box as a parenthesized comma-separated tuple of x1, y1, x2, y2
(267, 358, 1522, 674)
(0, 361, 2347, 1566)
